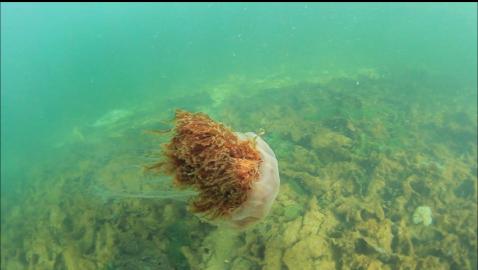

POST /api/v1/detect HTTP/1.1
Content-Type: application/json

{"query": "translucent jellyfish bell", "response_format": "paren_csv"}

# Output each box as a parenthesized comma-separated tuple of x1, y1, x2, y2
(224, 132, 280, 229)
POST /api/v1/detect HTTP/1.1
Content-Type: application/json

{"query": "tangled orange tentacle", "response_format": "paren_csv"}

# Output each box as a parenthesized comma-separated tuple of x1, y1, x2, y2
(146, 110, 262, 218)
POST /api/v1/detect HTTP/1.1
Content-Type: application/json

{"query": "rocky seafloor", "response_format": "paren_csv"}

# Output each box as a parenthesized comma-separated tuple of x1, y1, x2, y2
(2, 68, 477, 270)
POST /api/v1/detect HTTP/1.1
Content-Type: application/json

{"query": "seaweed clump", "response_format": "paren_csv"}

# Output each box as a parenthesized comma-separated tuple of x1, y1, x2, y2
(147, 110, 262, 219)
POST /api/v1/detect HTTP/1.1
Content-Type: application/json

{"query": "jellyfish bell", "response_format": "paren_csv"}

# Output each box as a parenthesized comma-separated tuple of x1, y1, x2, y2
(147, 110, 280, 230)
(222, 132, 280, 229)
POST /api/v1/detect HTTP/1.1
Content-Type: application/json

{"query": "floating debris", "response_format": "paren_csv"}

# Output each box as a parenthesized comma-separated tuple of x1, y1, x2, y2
(93, 109, 132, 127)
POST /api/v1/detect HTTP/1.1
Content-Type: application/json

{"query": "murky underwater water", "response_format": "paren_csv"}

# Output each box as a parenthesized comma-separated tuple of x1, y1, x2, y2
(1, 3, 477, 270)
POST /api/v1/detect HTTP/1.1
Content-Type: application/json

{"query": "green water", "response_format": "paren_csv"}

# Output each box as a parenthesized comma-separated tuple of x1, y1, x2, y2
(1, 3, 477, 270)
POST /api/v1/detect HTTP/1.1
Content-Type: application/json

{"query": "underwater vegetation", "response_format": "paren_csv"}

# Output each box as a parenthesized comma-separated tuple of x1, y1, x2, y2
(1, 68, 476, 270)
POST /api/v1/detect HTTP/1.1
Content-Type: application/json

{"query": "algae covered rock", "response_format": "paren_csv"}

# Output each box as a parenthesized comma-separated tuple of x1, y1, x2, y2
(282, 218, 302, 246)
(310, 128, 352, 150)
(283, 234, 332, 270)
(356, 219, 394, 256)
(263, 238, 283, 270)
(281, 197, 338, 270)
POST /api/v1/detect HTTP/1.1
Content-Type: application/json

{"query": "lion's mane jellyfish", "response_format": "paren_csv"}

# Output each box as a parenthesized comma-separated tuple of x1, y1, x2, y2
(147, 110, 280, 229)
